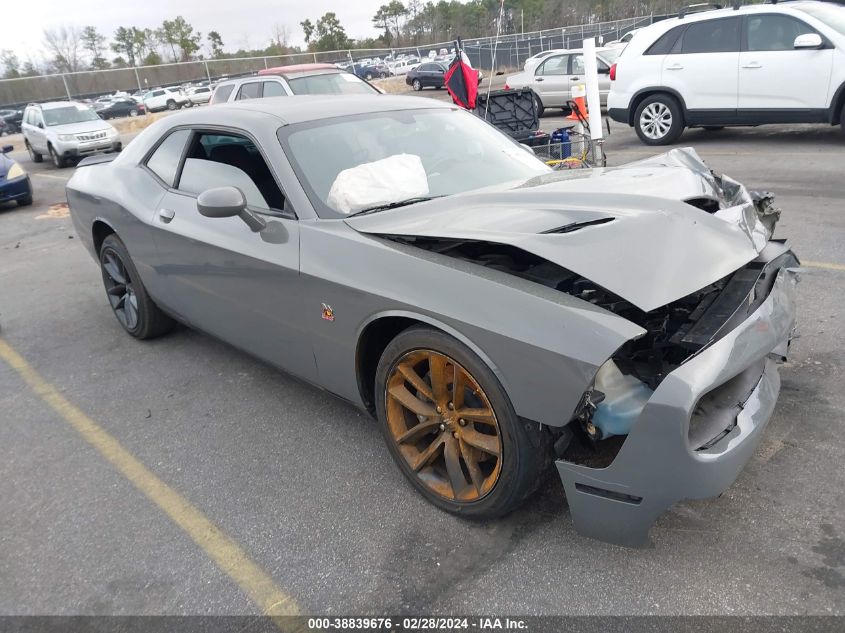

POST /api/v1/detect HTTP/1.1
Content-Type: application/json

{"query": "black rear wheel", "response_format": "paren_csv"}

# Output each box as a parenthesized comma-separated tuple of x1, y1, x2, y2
(99, 234, 174, 339)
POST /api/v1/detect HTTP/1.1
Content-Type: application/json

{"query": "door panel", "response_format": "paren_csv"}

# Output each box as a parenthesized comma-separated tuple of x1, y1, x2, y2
(149, 190, 315, 380)
(533, 54, 570, 106)
(662, 17, 741, 111)
(739, 14, 832, 109)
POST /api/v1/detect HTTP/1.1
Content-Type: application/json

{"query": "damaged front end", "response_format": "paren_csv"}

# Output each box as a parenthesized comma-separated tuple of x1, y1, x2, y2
(348, 148, 800, 546)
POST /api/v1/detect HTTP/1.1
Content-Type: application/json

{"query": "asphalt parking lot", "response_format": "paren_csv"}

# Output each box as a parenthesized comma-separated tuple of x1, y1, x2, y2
(1, 97, 844, 618)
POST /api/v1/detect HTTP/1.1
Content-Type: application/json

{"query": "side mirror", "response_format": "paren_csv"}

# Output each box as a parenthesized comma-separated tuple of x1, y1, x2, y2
(197, 186, 266, 232)
(794, 33, 823, 49)
(1, 145, 12, 154)
(37, 122, 44, 129)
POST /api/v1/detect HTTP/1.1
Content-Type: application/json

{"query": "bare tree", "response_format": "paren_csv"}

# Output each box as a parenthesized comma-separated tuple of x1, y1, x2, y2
(43, 26, 84, 73)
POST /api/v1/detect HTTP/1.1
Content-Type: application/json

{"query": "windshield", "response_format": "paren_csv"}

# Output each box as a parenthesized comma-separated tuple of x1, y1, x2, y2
(280, 107, 551, 219)
(795, 3, 845, 36)
(287, 72, 378, 96)
(43, 105, 101, 126)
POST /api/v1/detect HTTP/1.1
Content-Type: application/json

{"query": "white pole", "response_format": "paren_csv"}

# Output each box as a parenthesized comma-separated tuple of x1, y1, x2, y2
(581, 37, 604, 165)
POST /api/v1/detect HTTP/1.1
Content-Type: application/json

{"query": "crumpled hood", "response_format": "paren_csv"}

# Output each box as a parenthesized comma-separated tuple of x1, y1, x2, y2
(346, 148, 774, 313)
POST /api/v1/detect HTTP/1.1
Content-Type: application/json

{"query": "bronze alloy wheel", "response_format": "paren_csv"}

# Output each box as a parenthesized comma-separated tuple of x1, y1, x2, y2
(384, 349, 503, 502)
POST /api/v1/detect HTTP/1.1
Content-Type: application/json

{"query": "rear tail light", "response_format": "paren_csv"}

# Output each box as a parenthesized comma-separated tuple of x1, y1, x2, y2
(609, 63, 617, 81)
(504, 83, 510, 90)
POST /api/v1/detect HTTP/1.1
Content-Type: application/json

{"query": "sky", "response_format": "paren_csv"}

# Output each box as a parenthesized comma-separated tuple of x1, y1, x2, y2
(1, 0, 392, 63)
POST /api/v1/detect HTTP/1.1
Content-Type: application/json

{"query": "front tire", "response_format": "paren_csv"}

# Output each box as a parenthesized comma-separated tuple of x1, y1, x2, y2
(375, 326, 549, 519)
(48, 145, 66, 168)
(99, 234, 174, 339)
(412, 79, 422, 91)
(129, 108, 139, 117)
(533, 94, 545, 118)
(26, 141, 43, 163)
(634, 94, 684, 145)
(166, 99, 177, 111)
(16, 194, 33, 207)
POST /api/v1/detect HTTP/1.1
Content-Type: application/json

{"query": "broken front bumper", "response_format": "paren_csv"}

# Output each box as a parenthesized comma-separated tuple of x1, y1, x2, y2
(556, 252, 799, 547)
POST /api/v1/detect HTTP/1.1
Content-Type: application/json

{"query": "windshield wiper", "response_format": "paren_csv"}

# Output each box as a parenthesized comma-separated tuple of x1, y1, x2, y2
(350, 195, 445, 217)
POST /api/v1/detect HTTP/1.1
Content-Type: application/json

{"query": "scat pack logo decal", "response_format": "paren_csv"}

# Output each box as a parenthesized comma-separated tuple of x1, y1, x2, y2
(321, 303, 335, 322)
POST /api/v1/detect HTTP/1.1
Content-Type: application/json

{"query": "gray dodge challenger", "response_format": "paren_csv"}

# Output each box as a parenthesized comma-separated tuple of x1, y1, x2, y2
(67, 95, 799, 546)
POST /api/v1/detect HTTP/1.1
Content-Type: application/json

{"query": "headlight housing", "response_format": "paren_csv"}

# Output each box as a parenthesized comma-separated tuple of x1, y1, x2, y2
(58, 134, 76, 141)
(7, 162, 25, 180)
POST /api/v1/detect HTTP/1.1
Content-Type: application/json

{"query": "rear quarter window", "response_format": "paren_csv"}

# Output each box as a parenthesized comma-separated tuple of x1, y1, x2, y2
(645, 25, 685, 55)
(210, 83, 235, 104)
(145, 129, 190, 187)
(679, 17, 741, 54)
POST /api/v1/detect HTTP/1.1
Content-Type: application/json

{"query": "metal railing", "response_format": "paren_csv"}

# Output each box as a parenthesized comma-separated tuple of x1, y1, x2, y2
(0, 15, 661, 107)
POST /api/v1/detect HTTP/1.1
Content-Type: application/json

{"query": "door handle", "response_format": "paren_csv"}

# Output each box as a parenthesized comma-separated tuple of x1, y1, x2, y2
(666, 64, 684, 70)
(741, 62, 762, 69)
(535, 77, 544, 82)
(158, 208, 175, 223)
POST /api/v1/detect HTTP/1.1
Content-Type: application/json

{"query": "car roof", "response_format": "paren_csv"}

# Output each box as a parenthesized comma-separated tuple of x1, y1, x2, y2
(192, 95, 452, 125)
(646, 0, 828, 31)
(27, 101, 88, 110)
(258, 63, 337, 77)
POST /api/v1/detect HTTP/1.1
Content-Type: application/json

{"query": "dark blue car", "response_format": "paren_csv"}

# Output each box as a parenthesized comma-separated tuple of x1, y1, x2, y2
(0, 145, 33, 207)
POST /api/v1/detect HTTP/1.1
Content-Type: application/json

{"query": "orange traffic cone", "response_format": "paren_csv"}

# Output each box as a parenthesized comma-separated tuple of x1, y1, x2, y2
(567, 84, 587, 120)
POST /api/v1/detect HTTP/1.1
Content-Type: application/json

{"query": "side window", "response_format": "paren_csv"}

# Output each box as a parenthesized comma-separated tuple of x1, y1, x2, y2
(571, 55, 585, 74)
(680, 17, 740, 54)
(537, 55, 568, 76)
(153, 90, 165, 97)
(236, 82, 262, 100)
(262, 81, 286, 97)
(645, 26, 684, 55)
(746, 14, 817, 51)
(176, 131, 285, 211)
(145, 129, 191, 187)
(210, 83, 235, 104)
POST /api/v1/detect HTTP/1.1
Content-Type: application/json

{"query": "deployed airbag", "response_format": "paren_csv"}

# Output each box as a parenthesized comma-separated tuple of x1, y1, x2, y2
(327, 153, 429, 214)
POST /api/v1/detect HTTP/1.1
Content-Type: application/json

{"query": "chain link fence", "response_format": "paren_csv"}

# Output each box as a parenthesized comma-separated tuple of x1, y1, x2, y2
(0, 14, 663, 108)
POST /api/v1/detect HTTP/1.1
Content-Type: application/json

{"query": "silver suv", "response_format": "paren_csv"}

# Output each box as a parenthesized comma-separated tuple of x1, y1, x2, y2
(22, 102, 121, 168)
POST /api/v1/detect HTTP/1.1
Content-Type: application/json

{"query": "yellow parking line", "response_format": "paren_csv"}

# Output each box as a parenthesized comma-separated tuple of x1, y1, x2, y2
(803, 260, 845, 272)
(31, 172, 71, 181)
(0, 337, 301, 623)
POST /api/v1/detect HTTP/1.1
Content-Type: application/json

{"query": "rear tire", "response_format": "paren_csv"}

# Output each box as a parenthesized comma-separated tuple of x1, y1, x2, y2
(99, 234, 174, 339)
(840, 102, 845, 135)
(634, 94, 684, 146)
(129, 108, 139, 117)
(166, 99, 177, 111)
(26, 141, 43, 163)
(533, 94, 545, 118)
(375, 325, 550, 519)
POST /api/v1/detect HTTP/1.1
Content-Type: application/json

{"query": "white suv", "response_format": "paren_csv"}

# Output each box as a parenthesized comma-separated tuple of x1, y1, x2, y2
(142, 87, 190, 112)
(607, 1, 845, 144)
(22, 102, 121, 168)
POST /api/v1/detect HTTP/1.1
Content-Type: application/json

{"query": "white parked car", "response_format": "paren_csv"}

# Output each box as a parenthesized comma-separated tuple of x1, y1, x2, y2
(608, 1, 845, 144)
(606, 28, 641, 48)
(142, 87, 190, 112)
(505, 47, 621, 117)
(388, 59, 421, 75)
(186, 86, 213, 105)
(522, 48, 567, 74)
